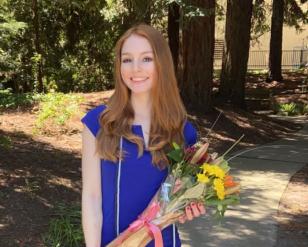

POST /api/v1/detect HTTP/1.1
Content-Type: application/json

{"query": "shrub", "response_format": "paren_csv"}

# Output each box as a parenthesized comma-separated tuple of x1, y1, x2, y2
(43, 203, 84, 247)
(278, 102, 298, 116)
(0, 135, 12, 149)
(34, 93, 84, 135)
(0, 89, 40, 109)
(276, 102, 308, 116)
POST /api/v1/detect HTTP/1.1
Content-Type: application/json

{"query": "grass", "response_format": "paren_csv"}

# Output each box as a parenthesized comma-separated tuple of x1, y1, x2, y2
(43, 203, 84, 247)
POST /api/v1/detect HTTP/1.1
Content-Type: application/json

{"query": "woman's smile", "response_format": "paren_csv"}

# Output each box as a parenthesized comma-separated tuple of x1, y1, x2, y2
(120, 34, 157, 95)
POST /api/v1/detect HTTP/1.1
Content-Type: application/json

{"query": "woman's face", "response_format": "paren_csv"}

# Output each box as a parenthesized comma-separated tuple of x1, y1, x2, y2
(120, 34, 157, 96)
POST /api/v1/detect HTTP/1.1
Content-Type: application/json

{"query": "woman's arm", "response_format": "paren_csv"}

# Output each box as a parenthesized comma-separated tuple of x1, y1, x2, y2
(82, 125, 102, 247)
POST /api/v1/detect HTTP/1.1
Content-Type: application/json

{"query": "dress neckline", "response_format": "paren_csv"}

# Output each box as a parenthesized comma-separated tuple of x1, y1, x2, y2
(131, 125, 149, 151)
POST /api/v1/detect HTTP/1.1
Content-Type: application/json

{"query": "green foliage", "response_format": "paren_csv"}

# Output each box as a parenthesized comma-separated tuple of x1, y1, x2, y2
(284, 0, 308, 31)
(34, 93, 84, 134)
(0, 1, 28, 85)
(278, 102, 297, 115)
(0, 134, 12, 149)
(1, 0, 120, 93)
(43, 203, 84, 247)
(251, 0, 270, 43)
(0, 89, 40, 109)
(169, 0, 215, 26)
(275, 102, 308, 116)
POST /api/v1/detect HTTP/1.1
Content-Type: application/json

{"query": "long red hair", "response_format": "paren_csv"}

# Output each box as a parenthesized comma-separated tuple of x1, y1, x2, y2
(96, 24, 187, 168)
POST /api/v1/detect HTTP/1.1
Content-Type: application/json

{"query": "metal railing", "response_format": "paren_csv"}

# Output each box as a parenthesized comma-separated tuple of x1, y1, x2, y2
(214, 49, 308, 70)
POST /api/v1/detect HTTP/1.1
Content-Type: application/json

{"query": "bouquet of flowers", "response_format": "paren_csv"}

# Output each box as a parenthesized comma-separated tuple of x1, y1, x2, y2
(107, 138, 241, 247)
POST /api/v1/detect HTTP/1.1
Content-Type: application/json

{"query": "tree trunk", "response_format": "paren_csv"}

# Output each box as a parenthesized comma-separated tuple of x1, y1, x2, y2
(181, 0, 215, 112)
(122, 0, 151, 30)
(219, 0, 253, 109)
(32, 0, 43, 93)
(268, 0, 284, 82)
(168, 2, 180, 72)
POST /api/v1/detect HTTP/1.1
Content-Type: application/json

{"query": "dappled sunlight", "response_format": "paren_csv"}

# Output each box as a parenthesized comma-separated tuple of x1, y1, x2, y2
(48, 175, 80, 193)
(0, 128, 81, 244)
(179, 124, 308, 246)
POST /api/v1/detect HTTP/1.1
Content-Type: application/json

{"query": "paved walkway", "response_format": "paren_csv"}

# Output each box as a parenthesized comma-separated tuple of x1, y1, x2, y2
(179, 116, 308, 247)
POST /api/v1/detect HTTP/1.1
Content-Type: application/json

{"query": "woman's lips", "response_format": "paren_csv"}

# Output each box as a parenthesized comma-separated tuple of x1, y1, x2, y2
(131, 77, 149, 83)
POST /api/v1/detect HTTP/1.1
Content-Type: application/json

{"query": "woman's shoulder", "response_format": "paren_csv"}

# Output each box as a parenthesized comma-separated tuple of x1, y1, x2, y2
(183, 120, 198, 147)
(81, 104, 107, 137)
(86, 104, 107, 115)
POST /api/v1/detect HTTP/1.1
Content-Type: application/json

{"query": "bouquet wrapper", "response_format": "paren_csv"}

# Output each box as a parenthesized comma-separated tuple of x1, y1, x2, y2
(106, 176, 186, 247)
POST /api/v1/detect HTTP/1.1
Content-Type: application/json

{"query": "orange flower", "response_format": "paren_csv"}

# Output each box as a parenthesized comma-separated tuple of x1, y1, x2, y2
(224, 175, 237, 188)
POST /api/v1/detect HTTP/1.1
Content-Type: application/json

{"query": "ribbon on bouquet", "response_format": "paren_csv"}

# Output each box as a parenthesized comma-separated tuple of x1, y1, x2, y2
(114, 202, 163, 247)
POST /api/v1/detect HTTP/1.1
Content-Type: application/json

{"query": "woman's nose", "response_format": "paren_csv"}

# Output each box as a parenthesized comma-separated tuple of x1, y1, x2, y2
(132, 60, 142, 72)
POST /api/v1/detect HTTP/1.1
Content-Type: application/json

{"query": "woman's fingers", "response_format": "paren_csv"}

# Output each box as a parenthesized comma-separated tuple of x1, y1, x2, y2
(190, 202, 200, 217)
(180, 202, 206, 224)
(197, 202, 206, 215)
(185, 206, 193, 220)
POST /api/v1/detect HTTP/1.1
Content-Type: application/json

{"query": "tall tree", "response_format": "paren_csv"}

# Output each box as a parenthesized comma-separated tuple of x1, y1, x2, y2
(181, 0, 215, 112)
(267, 0, 284, 82)
(122, 0, 152, 30)
(32, 0, 43, 92)
(219, 0, 253, 109)
(168, 2, 180, 72)
(267, 0, 307, 82)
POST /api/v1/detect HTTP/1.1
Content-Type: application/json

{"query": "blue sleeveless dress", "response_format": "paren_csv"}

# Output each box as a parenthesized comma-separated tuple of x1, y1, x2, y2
(81, 105, 197, 247)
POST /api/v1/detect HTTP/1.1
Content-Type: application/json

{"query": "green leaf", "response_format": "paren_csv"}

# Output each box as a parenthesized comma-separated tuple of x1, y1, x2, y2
(167, 149, 183, 162)
(172, 142, 181, 150)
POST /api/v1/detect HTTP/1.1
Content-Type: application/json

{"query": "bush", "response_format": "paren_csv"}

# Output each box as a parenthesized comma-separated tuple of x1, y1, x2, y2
(34, 93, 84, 135)
(43, 203, 84, 247)
(276, 102, 308, 116)
(0, 135, 12, 149)
(278, 102, 298, 116)
(0, 89, 40, 109)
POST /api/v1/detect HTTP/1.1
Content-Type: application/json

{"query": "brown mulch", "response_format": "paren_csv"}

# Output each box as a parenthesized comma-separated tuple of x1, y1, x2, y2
(275, 164, 308, 247)
(0, 71, 307, 246)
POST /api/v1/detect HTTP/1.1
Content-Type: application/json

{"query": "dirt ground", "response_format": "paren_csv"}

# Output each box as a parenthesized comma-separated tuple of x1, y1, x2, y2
(276, 164, 308, 247)
(0, 71, 307, 246)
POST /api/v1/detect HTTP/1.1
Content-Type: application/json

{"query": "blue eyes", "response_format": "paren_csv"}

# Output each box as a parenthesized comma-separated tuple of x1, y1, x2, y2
(122, 58, 132, 63)
(122, 57, 153, 63)
(143, 57, 153, 62)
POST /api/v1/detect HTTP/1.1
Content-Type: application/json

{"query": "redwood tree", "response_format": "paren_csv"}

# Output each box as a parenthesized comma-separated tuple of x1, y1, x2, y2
(168, 2, 180, 72)
(219, 0, 253, 109)
(181, 0, 215, 112)
(267, 0, 284, 82)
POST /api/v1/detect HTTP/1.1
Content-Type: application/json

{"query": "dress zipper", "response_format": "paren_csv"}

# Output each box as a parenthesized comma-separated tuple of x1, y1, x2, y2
(115, 136, 123, 236)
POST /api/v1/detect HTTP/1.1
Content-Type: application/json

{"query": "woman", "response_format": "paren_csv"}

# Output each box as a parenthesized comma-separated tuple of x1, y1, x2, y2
(81, 24, 204, 247)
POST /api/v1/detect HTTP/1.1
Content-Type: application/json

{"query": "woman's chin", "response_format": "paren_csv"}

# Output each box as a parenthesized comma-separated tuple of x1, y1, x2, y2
(129, 86, 153, 95)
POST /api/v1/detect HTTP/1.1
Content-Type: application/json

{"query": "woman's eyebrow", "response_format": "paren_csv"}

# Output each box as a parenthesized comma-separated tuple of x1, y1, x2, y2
(121, 51, 153, 56)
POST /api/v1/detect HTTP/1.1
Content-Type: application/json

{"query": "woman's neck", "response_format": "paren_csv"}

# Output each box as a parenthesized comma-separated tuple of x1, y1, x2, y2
(130, 93, 152, 123)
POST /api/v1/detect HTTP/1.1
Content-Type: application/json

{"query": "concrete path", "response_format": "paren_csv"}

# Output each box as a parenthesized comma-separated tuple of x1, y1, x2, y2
(179, 116, 308, 247)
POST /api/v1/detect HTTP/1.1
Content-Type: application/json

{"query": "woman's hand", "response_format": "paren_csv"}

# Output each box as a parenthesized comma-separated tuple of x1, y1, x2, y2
(178, 202, 206, 224)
